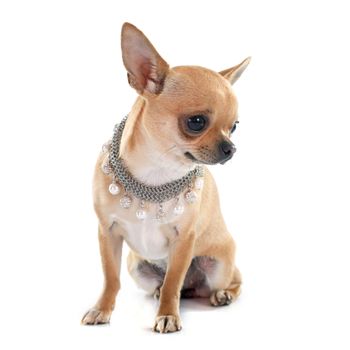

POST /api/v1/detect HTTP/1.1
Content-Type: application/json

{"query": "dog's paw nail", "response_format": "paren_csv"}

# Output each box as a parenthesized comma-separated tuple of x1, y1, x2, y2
(153, 315, 182, 333)
(210, 290, 236, 306)
(81, 308, 112, 325)
(153, 288, 161, 300)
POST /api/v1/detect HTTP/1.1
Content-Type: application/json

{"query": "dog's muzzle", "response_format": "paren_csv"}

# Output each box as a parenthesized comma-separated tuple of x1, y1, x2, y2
(218, 140, 236, 164)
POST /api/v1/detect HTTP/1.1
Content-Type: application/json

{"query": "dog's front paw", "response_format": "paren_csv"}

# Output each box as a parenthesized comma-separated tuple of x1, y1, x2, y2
(153, 315, 182, 333)
(81, 308, 112, 325)
(210, 290, 236, 306)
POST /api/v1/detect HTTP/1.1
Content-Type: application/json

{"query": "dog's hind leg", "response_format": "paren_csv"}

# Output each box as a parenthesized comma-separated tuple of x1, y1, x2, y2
(210, 265, 242, 306)
(201, 235, 242, 306)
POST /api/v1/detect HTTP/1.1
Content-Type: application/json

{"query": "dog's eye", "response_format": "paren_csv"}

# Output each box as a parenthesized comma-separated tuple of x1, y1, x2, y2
(230, 121, 239, 134)
(187, 115, 207, 132)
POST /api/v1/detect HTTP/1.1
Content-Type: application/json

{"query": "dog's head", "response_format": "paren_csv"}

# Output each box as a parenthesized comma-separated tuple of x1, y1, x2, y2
(121, 23, 250, 165)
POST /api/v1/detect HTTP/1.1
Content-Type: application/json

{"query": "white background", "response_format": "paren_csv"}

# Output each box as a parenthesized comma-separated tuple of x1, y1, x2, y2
(0, 0, 349, 349)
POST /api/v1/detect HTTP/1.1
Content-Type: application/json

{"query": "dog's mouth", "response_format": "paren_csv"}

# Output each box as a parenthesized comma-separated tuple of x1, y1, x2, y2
(184, 151, 234, 165)
(184, 152, 216, 165)
(184, 152, 199, 163)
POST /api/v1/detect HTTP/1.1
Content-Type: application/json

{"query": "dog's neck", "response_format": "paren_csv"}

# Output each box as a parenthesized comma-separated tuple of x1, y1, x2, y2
(119, 98, 194, 186)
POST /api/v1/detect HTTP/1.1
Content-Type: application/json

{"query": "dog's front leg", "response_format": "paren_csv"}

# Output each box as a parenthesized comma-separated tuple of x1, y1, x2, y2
(154, 229, 195, 333)
(81, 223, 123, 325)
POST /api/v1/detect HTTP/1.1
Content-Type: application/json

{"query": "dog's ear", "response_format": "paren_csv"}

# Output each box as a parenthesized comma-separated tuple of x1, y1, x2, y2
(219, 57, 251, 85)
(121, 23, 169, 95)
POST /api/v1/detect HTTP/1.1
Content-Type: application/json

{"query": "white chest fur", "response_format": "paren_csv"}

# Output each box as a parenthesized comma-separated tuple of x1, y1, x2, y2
(109, 199, 186, 260)
(122, 220, 170, 260)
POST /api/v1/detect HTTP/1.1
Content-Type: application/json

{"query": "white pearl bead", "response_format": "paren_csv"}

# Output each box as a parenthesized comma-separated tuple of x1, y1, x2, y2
(120, 195, 132, 208)
(102, 162, 112, 175)
(101, 140, 111, 153)
(195, 177, 204, 190)
(185, 190, 197, 204)
(156, 205, 166, 220)
(108, 183, 120, 195)
(173, 204, 184, 215)
(136, 209, 147, 220)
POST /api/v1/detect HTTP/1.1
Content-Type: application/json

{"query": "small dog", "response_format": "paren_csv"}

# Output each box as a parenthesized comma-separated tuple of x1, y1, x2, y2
(82, 22, 250, 333)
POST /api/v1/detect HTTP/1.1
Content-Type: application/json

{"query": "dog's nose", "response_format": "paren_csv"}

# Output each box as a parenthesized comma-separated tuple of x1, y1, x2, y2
(218, 140, 236, 164)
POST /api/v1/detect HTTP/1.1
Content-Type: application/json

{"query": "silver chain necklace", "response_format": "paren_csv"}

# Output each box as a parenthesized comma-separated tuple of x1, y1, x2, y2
(101, 116, 204, 220)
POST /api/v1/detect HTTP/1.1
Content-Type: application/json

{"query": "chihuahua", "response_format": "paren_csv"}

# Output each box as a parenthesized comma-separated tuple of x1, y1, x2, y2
(81, 22, 250, 333)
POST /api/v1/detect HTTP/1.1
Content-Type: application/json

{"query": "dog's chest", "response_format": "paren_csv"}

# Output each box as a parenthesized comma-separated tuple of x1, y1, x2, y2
(110, 200, 184, 260)
(121, 220, 171, 260)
